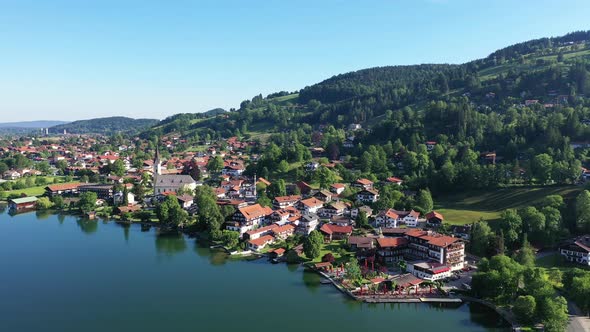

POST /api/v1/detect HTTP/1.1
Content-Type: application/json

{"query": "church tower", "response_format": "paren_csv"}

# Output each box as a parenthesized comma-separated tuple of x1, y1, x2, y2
(154, 146, 162, 176)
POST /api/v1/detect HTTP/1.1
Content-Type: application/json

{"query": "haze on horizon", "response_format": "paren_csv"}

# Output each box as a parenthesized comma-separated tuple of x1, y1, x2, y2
(1, 0, 589, 123)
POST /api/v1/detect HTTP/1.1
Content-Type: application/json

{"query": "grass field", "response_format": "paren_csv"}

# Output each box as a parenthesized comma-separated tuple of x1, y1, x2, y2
(435, 186, 582, 225)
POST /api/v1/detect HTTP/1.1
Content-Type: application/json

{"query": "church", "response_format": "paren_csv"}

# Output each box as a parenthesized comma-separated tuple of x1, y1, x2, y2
(153, 148, 197, 194)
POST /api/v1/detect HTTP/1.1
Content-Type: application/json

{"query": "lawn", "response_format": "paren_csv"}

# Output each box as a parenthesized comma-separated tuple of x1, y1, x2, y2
(434, 185, 582, 225)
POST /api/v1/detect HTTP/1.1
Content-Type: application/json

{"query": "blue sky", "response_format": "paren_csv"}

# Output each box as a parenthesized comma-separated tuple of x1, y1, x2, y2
(0, 0, 589, 122)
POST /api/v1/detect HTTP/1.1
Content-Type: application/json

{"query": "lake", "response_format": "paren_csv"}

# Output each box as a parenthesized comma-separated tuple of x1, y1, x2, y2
(0, 209, 510, 332)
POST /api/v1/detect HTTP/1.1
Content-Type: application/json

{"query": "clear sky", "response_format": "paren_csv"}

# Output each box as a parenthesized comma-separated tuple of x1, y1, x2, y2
(0, 0, 589, 122)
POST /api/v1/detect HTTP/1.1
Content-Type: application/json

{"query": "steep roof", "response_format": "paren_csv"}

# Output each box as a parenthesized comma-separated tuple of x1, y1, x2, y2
(238, 204, 274, 221)
(376, 237, 408, 248)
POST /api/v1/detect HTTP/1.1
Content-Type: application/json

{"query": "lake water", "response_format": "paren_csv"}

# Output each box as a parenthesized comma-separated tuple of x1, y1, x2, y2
(0, 209, 510, 332)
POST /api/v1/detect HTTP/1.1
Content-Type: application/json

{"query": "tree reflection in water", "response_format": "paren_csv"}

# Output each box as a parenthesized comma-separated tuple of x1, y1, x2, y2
(155, 231, 187, 255)
(77, 218, 98, 234)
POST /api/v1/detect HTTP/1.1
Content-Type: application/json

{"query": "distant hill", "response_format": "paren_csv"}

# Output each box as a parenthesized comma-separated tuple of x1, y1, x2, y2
(0, 120, 68, 128)
(50, 117, 159, 134)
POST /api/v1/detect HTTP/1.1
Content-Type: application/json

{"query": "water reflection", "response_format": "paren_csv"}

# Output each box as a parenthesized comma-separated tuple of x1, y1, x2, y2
(286, 263, 299, 273)
(467, 302, 510, 330)
(155, 231, 187, 255)
(0, 204, 6, 215)
(57, 213, 66, 224)
(35, 210, 52, 220)
(77, 218, 98, 234)
(302, 269, 320, 293)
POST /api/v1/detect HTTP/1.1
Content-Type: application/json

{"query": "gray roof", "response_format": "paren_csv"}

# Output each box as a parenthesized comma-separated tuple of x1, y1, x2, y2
(156, 174, 196, 186)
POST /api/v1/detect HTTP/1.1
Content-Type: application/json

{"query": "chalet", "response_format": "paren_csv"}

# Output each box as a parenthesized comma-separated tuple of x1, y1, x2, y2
(272, 224, 295, 240)
(319, 224, 353, 242)
(245, 224, 278, 240)
(228, 204, 274, 235)
(330, 215, 354, 227)
(356, 189, 379, 203)
(313, 190, 333, 203)
(375, 209, 401, 228)
(376, 237, 408, 264)
(352, 178, 374, 190)
(425, 141, 437, 151)
(450, 225, 471, 240)
(8, 196, 38, 211)
(304, 162, 320, 172)
(270, 209, 292, 223)
(330, 183, 346, 195)
(296, 181, 313, 195)
(273, 195, 301, 209)
(426, 211, 444, 225)
(45, 183, 80, 196)
(385, 177, 403, 185)
(318, 201, 347, 218)
(559, 236, 590, 266)
(299, 197, 324, 215)
(348, 236, 375, 251)
(248, 235, 275, 251)
(297, 213, 319, 235)
(351, 205, 373, 219)
(405, 229, 465, 271)
(222, 163, 245, 177)
(176, 194, 194, 209)
(381, 227, 410, 237)
(114, 205, 141, 215)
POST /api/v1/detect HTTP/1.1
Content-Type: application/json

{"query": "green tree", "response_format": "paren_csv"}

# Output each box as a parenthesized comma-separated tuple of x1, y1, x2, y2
(500, 209, 523, 247)
(206, 156, 224, 174)
(78, 192, 97, 213)
(513, 295, 536, 324)
(540, 296, 568, 332)
(416, 189, 434, 212)
(303, 230, 323, 259)
(268, 179, 287, 198)
(36, 197, 53, 210)
(532, 153, 553, 184)
(576, 190, 590, 232)
(111, 159, 126, 177)
(220, 230, 240, 248)
(156, 195, 188, 225)
(314, 166, 337, 190)
(346, 257, 363, 282)
(469, 220, 493, 257)
(356, 210, 370, 229)
(194, 186, 224, 234)
(513, 239, 536, 267)
(51, 195, 65, 209)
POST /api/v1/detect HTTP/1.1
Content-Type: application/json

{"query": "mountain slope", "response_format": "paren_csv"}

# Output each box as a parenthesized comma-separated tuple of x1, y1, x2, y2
(51, 117, 158, 134)
(0, 120, 68, 128)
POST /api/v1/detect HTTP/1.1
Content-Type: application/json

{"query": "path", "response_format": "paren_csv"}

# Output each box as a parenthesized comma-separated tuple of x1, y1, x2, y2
(567, 300, 590, 332)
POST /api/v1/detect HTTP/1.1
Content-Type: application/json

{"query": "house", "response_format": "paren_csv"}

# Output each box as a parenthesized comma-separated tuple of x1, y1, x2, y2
(299, 197, 324, 215)
(248, 235, 275, 251)
(304, 162, 320, 172)
(425, 141, 437, 151)
(314, 190, 333, 203)
(244, 224, 278, 240)
(330, 215, 353, 227)
(296, 181, 313, 195)
(176, 194, 194, 209)
(3, 170, 21, 180)
(228, 204, 274, 235)
(559, 236, 590, 266)
(318, 201, 348, 218)
(351, 205, 373, 219)
(348, 236, 375, 251)
(352, 178, 374, 190)
(450, 225, 471, 240)
(376, 237, 408, 264)
(114, 205, 142, 215)
(8, 196, 38, 211)
(297, 213, 319, 235)
(330, 183, 346, 195)
(405, 229, 465, 271)
(319, 224, 353, 242)
(273, 195, 301, 209)
(375, 209, 401, 228)
(385, 177, 403, 186)
(426, 211, 444, 225)
(381, 227, 410, 237)
(45, 183, 81, 196)
(343, 138, 355, 148)
(272, 224, 295, 240)
(356, 189, 379, 203)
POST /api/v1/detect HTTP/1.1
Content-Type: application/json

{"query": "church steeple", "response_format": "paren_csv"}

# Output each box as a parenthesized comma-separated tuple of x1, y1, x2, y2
(154, 146, 162, 176)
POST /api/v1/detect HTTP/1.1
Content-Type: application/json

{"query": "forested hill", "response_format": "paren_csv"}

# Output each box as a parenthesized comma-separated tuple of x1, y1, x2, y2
(50, 117, 158, 134)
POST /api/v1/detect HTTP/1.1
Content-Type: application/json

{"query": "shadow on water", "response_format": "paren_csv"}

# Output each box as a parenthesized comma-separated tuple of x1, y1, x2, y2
(76, 218, 98, 234)
(286, 263, 299, 273)
(57, 213, 66, 224)
(114, 222, 131, 242)
(0, 204, 6, 216)
(155, 231, 187, 256)
(192, 238, 229, 266)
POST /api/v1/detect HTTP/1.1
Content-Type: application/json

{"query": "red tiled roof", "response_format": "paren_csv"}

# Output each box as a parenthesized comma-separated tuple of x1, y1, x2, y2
(238, 204, 273, 221)
(46, 183, 80, 192)
(376, 237, 408, 248)
(248, 235, 274, 247)
(355, 178, 373, 185)
(426, 211, 444, 221)
(300, 197, 324, 208)
(320, 224, 352, 235)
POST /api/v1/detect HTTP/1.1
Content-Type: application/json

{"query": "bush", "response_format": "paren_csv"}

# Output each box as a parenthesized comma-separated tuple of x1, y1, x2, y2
(322, 253, 335, 263)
